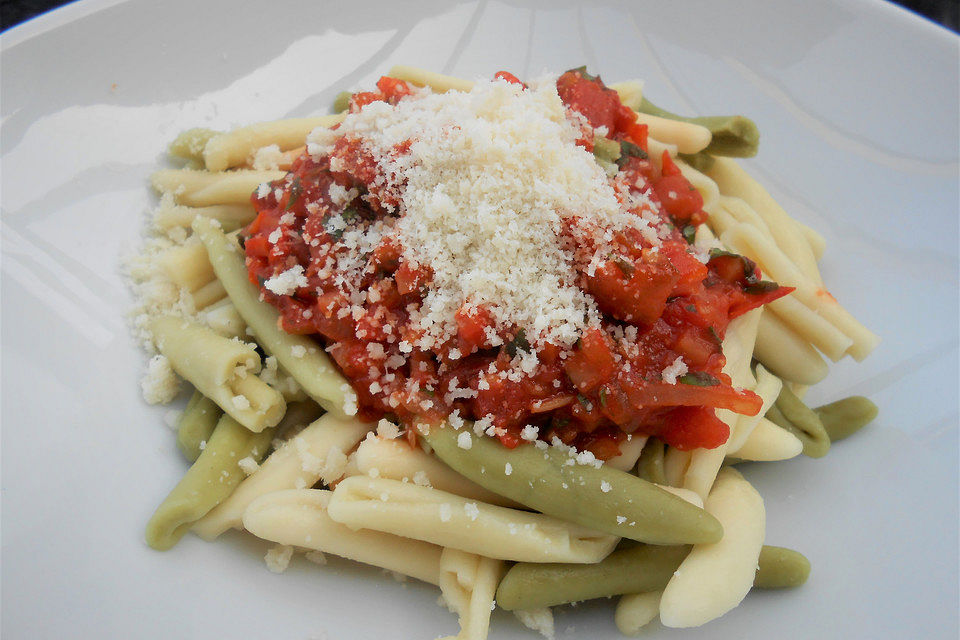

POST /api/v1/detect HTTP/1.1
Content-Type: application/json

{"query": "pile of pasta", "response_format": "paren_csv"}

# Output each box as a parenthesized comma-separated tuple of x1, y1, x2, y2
(129, 66, 878, 639)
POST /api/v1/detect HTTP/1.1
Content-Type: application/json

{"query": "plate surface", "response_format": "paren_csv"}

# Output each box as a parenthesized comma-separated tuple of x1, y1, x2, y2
(2, 1, 958, 638)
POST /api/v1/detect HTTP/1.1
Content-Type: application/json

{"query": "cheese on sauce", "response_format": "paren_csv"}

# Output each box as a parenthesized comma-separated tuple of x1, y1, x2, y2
(310, 78, 666, 354)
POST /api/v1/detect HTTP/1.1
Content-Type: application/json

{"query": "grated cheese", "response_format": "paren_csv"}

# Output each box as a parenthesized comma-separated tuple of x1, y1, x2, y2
(264, 544, 294, 573)
(661, 356, 689, 385)
(324, 77, 666, 358)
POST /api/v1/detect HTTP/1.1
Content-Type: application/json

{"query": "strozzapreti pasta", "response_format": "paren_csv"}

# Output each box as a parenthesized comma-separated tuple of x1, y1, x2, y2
(128, 65, 878, 638)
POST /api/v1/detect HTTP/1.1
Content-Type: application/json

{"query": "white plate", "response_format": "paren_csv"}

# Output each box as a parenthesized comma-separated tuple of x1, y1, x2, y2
(2, 1, 957, 638)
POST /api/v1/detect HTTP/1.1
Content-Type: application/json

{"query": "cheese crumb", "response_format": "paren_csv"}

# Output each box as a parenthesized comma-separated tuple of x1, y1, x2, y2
(264, 545, 294, 573)
(252, 144, 283, 170)
(504, 462, 513, 476)
(600, 480, 612, 493)
(290, 344, 307, 358)
(238, 456, 259, 475)
(514, 608, 556, 640)
(304, 550, 327, 565)
(463, 502, 480, 521)
(439, 503, 452, 522)
(231, 394, 251, 411)
(661, 356, 689, 385)
(141, 354, 180, 404)
(457, 431, 473, 450)
(263, 265, 308, 296)
(377, 419, 400, 440)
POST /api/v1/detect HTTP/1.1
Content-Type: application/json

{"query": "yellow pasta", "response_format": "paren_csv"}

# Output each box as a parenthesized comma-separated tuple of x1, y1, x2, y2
(203, 114, 345, 172)
(327, 476, 619, 563)
(635, 111, 712, 154)
(242, 489, 444, 584)
(730, 417, 804, 462)
(438, 549, 503, 640)
(660, 468, 765, 627)
(193, 411, 370, 539)
(349, 435, 523, 508)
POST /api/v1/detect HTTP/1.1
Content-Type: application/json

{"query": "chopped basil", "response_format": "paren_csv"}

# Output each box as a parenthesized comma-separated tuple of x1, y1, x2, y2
(566, 65, 598, 82)
(505, 329, 530, 357)
(707, 326, 722, 345)
(598, 387, 608, 407)
(681, 224, 697, 244)
(708, 248, 738, 260)
(679, 371, 720, 387)
(613, 255, 635, 276)
(577, 393, 592, 409)
(615, 140, 648, 168)
(685, 304, 696, 313)
(341, 207, 358, 222)
(284, 176, 303, 211)
(744, 280, 781, 294)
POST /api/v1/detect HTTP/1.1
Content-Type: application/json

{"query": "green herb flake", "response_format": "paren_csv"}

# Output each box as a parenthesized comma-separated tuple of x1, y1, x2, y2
(616, 140, 649, 168)
(505, 329, 530, 358)
(577, 393, 592, 409)
(613, 255, 635, 276)
(744, 280, 780, 295)
(566, 65, 598, 82)
(681, 225, 697, 244)
(707, 326, 722, 345)
(678, 371, 720, 387)
(284, 177, 303, 211)
(598, 387, 608, 408)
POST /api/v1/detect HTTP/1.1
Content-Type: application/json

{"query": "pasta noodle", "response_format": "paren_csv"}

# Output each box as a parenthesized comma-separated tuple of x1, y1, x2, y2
(193, 410, 368, 539)
(130, 64, 877, 639)
(242, 489, 444, 584)
(438, 549, 503, 640)
(660, 468, 765, 628)
(327, 476, 619, 563)
(146, 414, 275, 550)
(348, 435, 524, 508)
(149, 315, 286, 431)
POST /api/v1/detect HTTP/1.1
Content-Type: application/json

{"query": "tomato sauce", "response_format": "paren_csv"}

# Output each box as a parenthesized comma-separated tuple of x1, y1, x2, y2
(242, 69, 791, 457)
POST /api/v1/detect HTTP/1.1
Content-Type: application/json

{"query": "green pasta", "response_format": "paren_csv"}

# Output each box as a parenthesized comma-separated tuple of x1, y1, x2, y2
(815, 396, 878, 443)
(423, 426, 722, 546)
(176, 391, 222, 462)
(192, 217, 354, 417)
(766, 385, 831, 458)
(637, 98, 760, 158)
(635, 438, 667, 485)
(333, 91, 352, 113)
(497, 543, 809, 610)
(146, 414, 275, 551)
(754, 545, 811, 589)
(150, 315, 286, 431)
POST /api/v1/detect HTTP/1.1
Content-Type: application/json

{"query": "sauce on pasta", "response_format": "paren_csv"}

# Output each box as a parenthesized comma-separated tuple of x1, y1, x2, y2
(242, 69, 790, 456)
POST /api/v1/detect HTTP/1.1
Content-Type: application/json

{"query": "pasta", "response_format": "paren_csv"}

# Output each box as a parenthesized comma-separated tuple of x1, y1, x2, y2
(130, 65, 878, 638)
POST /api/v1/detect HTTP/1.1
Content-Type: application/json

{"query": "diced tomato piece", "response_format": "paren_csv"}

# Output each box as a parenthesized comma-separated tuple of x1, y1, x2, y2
(395, 260, 430, 295)
(659, 241, 709, 295)
(654, 174, 703, 224)
(494, 71, 525, 87)
(556, 69, 621, 131)
(587, 256, 680, 325)
(659, 406, 730, 450)
(349, 91, 382, 112)
(660, 150, 682, 176)
(625, 379, 762, 416)
(375, 76, 413, 101)
(455, 304, 493, 352)
(563, 327, 617, 393)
